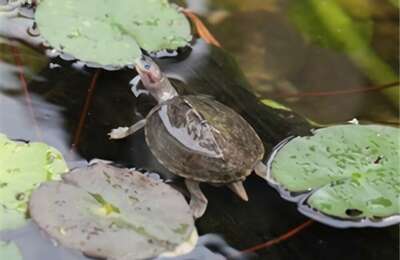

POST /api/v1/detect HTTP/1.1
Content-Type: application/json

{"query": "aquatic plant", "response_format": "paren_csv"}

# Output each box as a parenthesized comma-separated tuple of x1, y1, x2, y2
(34, 0, 192, 67)
(29, 162, 197, 259)
(1, 0, 192, 68)
(288, 0, 399, 107)
(0, 134, 67, 231)
(266, 124, 400, 227)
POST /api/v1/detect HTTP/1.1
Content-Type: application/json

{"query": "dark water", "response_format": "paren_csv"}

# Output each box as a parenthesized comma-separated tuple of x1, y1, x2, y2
(0, 0, 399, 259)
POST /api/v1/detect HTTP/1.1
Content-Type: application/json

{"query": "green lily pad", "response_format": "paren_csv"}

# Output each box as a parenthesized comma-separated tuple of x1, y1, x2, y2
(35, 0, 192, 66)
(307, 169, 399, 219)
(0, 134, 68, 231)
(29, 162, 197, 259)
(267, 125, 400, 226)
(0, 241, 23, 260)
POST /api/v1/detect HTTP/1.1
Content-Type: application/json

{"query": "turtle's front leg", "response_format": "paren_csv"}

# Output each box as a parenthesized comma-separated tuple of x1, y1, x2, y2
(185, 179, 208, 219)
(108, 119, 146, 139)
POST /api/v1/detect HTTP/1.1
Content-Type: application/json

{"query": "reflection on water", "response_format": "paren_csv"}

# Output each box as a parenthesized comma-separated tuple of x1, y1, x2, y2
(0, 0, 398, 259)
(0, 222, 90, 260)
(1, 222, 249, 260)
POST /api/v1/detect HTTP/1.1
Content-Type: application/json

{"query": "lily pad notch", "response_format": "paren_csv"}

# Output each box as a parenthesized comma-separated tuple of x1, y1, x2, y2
(34, 0, 192, 67)
(265, 124, 400, 228)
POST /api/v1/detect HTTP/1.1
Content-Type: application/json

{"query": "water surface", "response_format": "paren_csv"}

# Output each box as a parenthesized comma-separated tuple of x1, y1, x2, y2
(0, 0, 398, 259)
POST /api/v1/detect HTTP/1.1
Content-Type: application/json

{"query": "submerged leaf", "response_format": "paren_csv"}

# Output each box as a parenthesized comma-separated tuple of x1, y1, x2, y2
(29, 162, 197, 259)
(288, 0, 399, 107)
(35, 0, 191, 66)
(261, 99, 291, 111)
(0, 134, 67, 231)
(268, 125, 400, 226)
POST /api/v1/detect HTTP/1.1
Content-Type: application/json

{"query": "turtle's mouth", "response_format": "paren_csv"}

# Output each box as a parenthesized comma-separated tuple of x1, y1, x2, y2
(138, 68, 153, 83)
(147, 71, 161, 84)
(135, 65, 163, 87)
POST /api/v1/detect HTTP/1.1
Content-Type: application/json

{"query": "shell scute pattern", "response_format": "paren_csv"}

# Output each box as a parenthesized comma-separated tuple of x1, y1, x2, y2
(145, 95, 264, 183)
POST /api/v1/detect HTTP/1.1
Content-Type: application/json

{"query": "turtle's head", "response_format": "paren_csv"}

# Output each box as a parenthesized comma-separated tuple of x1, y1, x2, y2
(135, 56, 177, 103)
(135, 56, 164, 89)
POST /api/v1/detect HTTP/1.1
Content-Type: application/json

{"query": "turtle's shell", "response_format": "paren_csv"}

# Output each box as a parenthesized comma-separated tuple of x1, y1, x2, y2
(145, 95, 264, 183)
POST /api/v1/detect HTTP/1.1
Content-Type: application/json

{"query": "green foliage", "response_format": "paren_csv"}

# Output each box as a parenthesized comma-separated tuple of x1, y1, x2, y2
(35, 0, 191, 66)
(0, 134, 67, 231)
(261, 99, 291, 111)
(308, 169, 399, 219)
(288, 0, 373, 50)
(287, 0, 399, 107)
(388, 0, 399, 8)
(270, 125, 399, 220)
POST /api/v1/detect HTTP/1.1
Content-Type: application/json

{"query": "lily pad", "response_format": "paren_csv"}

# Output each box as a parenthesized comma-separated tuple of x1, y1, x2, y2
(0, 240, 23, 260)
(29, 162, 197, 259)
(35, 0, 192, 66)
(0, 134, 67, 231)
(266, 125, 400, 227)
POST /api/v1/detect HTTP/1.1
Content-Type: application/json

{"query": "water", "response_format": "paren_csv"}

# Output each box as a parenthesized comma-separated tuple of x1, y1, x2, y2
(0, 0, 399, 259)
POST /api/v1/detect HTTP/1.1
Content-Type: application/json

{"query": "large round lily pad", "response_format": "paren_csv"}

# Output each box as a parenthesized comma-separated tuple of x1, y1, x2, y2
(29, 162, 197, 259)
(0, 134, 67, 231)
(266, 125, 400, 227)
(35, 0, 192, 66)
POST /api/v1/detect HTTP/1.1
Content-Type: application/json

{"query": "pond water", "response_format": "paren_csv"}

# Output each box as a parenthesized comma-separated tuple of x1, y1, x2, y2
(0, 0, 399, 259)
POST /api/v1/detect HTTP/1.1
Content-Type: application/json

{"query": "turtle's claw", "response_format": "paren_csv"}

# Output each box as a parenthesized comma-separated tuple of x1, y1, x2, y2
(108, 127, 129, 139)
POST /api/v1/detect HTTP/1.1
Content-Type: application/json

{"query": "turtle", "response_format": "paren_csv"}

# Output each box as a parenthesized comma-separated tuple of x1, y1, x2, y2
(109, 55, 268, 218)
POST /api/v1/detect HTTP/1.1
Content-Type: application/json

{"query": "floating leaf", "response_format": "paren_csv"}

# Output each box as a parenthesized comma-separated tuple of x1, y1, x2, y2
(35, 0, 192, 66)
(0, 241, 23, 260)
(267, 125, 400, 227)
(261, 99, 291, 111)
(0, 134, 68, 231)
(29, 162, 197, 259)
(306, 170, 399, 219)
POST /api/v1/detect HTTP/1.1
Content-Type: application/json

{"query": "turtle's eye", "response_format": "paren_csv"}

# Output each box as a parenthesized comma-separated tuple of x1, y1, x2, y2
(144, 64, 151, 70)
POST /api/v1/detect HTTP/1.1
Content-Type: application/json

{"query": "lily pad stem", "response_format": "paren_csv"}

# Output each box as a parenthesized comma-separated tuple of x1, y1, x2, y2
(241, 220, 314, 253)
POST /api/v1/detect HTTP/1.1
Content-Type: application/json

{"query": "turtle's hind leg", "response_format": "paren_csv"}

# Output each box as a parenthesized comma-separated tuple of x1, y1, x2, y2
(254, 161, 268, 180)
(185, 179, 208, 219)
(228, 181, 248, 201)
(108, 119, 146, 139)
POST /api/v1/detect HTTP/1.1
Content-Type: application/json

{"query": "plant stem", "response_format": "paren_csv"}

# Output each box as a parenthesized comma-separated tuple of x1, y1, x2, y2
(241, 220, 314, 253)
(309, 0, 399, 107)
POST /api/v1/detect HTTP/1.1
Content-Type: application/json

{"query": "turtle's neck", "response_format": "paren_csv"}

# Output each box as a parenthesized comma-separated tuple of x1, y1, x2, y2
(150, 76, 178, 103)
